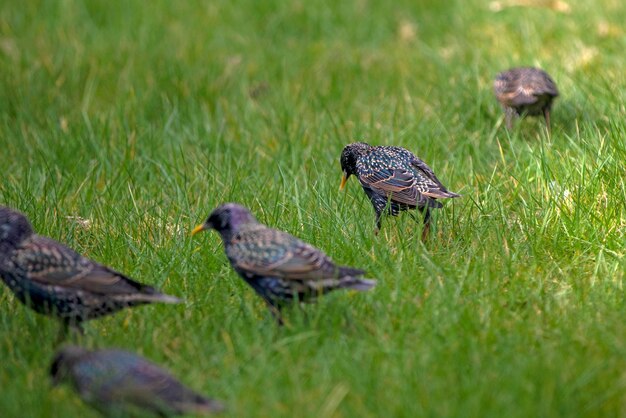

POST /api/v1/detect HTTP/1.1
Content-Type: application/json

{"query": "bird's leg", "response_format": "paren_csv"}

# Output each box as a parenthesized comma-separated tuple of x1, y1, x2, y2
(543, 107, 552, 135)
(295, 300, 312, 325)
(374, 212, 382, 236)
(56, 322, 69, 343)
(505, 107, 515, 130)
(421, 222, 431, 242)
(73, 323, 85, 336)
(56, 320, 83, 343)
(421, 208, 432, 242)
(266, 303, 285, 326)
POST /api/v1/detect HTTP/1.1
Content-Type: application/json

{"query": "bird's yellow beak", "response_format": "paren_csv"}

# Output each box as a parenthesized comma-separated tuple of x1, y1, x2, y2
(191, 224, 206, 237)
(339, 173, 348, 191)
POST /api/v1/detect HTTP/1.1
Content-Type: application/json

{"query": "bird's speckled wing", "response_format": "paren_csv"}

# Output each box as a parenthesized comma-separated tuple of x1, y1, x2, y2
(357, 147, 454, 206)
(227, 228, 342, 280)
(521, 69, 558, 97)
(13, 236, 147, 294)
(494, 68, 558, 107)
(494, 71, 535, 106)
(409, 155, 459, 198)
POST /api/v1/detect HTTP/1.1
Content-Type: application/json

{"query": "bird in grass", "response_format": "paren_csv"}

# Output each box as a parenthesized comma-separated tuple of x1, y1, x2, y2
(494, 67, 559, 132)
(340, 142, 460, 239)
(50, 346, 224, 416)
(0, 206, 181, 335)
(191, 203, 376, 324)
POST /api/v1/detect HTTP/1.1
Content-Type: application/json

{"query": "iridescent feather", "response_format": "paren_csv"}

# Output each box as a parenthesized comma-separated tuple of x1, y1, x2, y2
(192, 203, 376, 324)
(340, 143, 460, 237)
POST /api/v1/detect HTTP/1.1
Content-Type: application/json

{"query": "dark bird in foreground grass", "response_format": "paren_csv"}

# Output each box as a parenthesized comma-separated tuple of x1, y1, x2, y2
(192, 203, 376, 324)
(50, 346, 224, 416)
(494, 67, 559, 132)
(0, 206, 181, 335)
(340, 142, 460, 239)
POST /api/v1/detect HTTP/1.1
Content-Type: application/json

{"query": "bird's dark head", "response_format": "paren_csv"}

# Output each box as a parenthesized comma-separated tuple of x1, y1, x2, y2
(192, 203, 258, 240)
(49, 345, 88, 386)
(339, 142, 371, 190)
(0, 206, 33, 251)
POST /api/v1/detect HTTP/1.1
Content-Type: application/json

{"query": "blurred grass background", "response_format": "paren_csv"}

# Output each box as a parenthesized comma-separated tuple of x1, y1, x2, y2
(1, 0, 626, 416)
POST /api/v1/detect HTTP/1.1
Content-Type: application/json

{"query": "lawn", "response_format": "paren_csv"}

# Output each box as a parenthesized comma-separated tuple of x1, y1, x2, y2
(1, 0, 626, 416)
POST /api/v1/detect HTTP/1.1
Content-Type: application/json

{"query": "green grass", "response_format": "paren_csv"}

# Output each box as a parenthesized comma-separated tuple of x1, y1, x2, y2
(1, 0, 626, 416)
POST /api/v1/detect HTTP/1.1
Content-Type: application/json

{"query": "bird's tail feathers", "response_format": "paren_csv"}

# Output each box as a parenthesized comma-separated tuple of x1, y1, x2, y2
(442, 190, 462, 198)
(147, 293, 182, 304)
(338, 266, 366, 277)
(123, 292, 183, 304)
(340, 277, 377, 291)
(176, 398, 225, 415)
(424, 189, 461, 201)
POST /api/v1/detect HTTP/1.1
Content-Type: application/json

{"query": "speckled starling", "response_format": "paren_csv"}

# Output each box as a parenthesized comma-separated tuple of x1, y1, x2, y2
(192, 203, 376, 324)
(340, 142, 460, 238)
(50, 346, 224, 416)
(0, 206, 181, 334)
(494, 67, 559, 131)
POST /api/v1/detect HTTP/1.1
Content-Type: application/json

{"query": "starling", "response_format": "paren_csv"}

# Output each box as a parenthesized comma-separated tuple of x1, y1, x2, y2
(494, 67, 559, 131)
(50, 346, 224, 416)
(0, 206, 181, 334)
(339, 142, 460, 238)
(191, 203, 376, 324)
